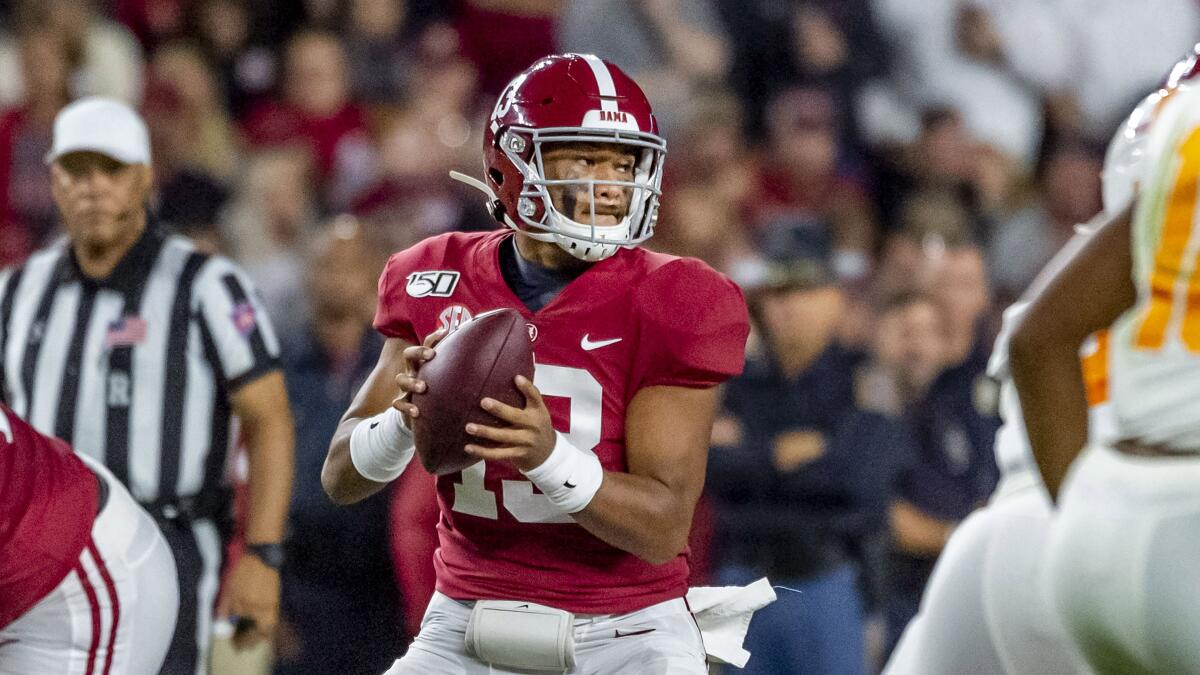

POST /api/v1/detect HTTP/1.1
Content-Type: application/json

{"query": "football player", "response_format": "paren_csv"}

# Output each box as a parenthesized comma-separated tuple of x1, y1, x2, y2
(0, 403, 178, 673)
(882, 297, 1100, 675)
(1010, 44, 1200, 673)
(884, 45, 1200, 675)
(321, 54, 751, 673)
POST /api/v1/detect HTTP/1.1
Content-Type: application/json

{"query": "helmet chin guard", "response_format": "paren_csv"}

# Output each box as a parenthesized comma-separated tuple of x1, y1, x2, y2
(462, 53, 668, 262)
(503, 125, 665, 262)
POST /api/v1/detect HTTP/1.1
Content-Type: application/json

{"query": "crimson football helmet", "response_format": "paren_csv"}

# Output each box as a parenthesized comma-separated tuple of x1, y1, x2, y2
(451, 53, 667, 262)
(1104, 43, 1200, 212)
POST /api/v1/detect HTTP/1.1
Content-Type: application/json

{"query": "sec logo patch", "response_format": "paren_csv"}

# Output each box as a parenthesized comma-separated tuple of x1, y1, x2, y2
(438, 305, 473, 331)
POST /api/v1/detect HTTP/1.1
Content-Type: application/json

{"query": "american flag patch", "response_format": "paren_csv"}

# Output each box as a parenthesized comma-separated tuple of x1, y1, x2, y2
(231, 302, 257, 337)
(105, 316, 147, 348)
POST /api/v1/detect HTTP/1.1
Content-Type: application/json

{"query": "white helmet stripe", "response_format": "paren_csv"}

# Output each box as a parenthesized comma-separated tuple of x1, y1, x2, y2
(575, 53, 619, 112)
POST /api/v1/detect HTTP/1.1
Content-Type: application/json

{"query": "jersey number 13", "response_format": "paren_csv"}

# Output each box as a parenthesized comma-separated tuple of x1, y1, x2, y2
(451, 363, 602, 524)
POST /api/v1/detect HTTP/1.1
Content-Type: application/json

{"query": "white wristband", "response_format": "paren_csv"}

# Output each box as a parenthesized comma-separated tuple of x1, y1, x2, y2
(349, 407, 415, 483)
(520, 432, 604, 514)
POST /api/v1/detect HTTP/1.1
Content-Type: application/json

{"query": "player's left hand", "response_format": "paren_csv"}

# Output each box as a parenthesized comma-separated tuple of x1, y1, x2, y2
(464, 375, 557, 472)
(216, 553, 280, 650)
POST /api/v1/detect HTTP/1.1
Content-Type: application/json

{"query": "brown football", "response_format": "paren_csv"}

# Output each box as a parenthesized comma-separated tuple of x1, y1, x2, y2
(410, 308, 534, 476)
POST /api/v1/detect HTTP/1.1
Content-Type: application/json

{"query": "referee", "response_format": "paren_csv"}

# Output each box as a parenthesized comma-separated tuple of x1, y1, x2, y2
(0, 98, 295, 673)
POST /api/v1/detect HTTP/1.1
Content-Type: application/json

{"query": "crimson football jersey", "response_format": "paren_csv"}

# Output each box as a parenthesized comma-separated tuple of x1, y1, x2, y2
(374, 230, 749, 613)
(0, 404, 97, 629)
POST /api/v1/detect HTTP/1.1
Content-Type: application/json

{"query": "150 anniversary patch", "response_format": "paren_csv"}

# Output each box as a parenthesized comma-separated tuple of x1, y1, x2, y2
(406, 270, 460, 298)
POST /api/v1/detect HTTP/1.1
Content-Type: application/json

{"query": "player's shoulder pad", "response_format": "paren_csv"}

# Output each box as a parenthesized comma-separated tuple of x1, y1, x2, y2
(1146, 85, 1200, 171)
(632, 252, 749, 331)
(380, 231, 495, 288)
(376, 231, 499, 342)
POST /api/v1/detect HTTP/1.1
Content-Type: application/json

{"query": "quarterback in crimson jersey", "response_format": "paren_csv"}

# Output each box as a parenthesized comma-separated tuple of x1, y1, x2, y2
(0, 404, 178, 674)
(322, 53, 751, 673)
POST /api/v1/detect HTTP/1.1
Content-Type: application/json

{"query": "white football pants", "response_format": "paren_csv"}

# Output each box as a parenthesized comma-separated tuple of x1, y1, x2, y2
(384, 591, 707, 674)
(0, 454, 179, 675)
(1048, 444, 1200, 674)
(885, 470, 1090, 675)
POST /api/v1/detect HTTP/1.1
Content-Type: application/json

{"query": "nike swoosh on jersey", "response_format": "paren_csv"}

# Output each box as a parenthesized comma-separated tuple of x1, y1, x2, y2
(614, 628, 656, 638)
(581, 335, 623, 351)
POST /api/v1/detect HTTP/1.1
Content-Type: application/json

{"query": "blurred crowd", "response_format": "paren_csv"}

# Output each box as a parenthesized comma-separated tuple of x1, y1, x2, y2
(0, 0, 1196, 672)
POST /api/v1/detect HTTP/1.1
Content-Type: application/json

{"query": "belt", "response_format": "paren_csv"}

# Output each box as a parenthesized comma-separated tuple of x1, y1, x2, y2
(1114, 439, 1198, 458)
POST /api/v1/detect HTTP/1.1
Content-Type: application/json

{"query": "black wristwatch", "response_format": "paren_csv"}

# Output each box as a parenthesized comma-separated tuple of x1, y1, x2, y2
(245, 543, 285, 570)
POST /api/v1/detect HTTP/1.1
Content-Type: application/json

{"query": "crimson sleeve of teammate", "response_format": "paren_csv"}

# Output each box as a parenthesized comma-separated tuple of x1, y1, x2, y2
(633, 258, 750, 389)
(373, 247, 422, 344)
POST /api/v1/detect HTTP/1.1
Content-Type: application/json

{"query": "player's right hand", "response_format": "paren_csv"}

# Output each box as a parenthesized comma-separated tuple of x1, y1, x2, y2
(393, 327, 447, 426)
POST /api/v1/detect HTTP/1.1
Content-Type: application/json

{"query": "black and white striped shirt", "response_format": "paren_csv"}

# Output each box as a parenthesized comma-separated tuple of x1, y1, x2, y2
(0, 224, 281, 510)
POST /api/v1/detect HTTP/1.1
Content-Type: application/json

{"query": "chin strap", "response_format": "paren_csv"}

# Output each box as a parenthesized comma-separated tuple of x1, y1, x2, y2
(449, 170, 557, 242)
(448, 170, 618, 264)
(448, 170, 496, 203)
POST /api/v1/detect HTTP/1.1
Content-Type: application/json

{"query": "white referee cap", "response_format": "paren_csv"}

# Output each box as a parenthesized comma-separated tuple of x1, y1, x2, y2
(46, 97, 151, 166)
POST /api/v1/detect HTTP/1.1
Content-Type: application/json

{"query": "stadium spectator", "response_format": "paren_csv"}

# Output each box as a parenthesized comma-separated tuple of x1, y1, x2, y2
(881, 279, 1000, 656)
(926, 241, 995, 377)
(559, 0, 729, 135)
(145, 40, 240, 182)
(242, 30, 375, 207)
(748, 86, 878, 281)
(844, 291, 950, 604)
(709, 232, 878, 674)
(112, 0, 187, 50)
(873, 108, 1017, 245)
(865, 0, 1042, 166)
(188, 0, 277, 118)
(342, 0, 416, 104)
(653, 182, 754, 274)
(276, 220, 403, 675)
(352, 102, 487, 252)
(221, 146, 320, 346)
(347, 47, 484, 247)
(0, 27, 74, 252)
(456, 0, 560, 96)
(0, 0, 143, 105)
(988, 142, 1103, 302)
(973, 0, 1199, 139)
(854, 294, 954, 661)
(717, 0, 888, 146)
(666, 89, 753, 203)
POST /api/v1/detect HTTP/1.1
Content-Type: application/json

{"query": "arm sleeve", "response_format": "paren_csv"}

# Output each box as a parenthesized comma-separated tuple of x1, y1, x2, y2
(372, 250, 420, 344)
(634, 259, 751, 389)
(194, 258, 282, 390)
